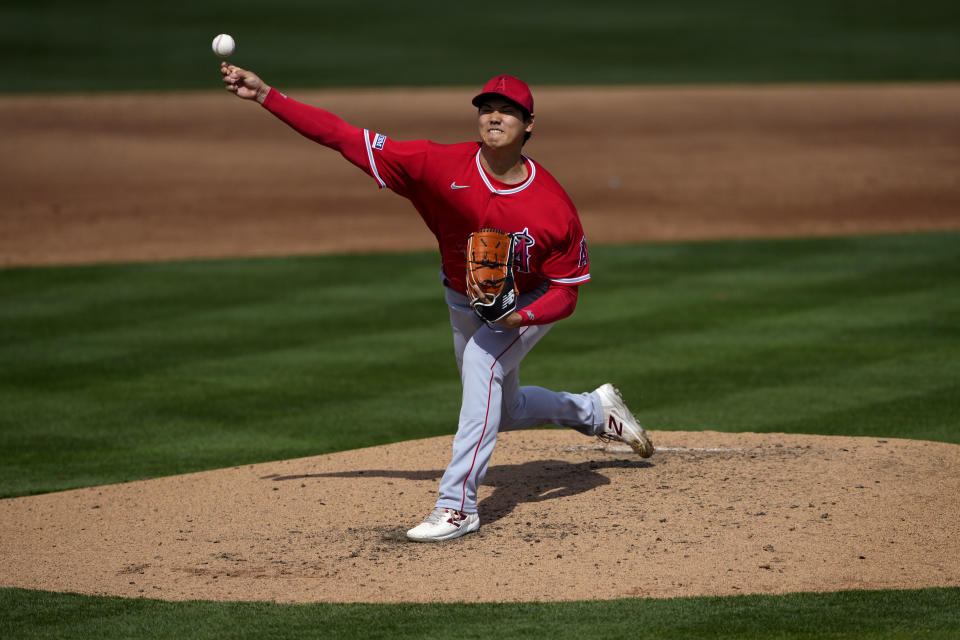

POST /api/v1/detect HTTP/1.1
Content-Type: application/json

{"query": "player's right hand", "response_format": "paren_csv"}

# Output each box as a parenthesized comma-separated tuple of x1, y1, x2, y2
(221, 62, 270, 103)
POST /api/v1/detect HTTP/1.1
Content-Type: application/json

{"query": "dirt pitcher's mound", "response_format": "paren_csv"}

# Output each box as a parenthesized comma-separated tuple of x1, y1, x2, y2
(1, 430, 958, 603)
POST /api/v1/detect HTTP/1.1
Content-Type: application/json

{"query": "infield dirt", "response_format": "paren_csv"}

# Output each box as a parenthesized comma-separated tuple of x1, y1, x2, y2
(2, 431, 959, 603)
(2, 83, 959, 266)
(1, 84, 958, 603)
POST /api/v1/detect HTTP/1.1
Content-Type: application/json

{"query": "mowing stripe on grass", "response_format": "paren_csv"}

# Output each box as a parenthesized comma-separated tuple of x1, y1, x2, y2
(1, 233, 957, 498)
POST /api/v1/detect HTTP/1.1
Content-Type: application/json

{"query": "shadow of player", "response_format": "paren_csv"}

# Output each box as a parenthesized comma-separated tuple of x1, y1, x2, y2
(264, 458, 653, 525)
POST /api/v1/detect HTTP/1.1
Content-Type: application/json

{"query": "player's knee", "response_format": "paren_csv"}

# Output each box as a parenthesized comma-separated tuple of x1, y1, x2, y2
(501, 393, 526, 424)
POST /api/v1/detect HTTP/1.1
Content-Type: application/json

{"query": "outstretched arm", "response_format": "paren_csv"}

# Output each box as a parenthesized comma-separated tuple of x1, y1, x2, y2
(217, 62, 425, 195)
(220, 62, 272, 104)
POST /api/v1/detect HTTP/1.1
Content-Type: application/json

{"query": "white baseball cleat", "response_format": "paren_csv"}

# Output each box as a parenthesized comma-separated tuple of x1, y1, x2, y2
(406, 507, 480, 542)
(594, 383, 654, 458)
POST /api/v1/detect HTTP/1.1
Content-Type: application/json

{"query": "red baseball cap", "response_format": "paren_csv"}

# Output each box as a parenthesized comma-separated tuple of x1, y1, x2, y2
(472, 74, 534, 116)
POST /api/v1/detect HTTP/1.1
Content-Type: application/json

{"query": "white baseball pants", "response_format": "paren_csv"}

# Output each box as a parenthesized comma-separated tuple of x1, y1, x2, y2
(435, 286, 603, 514)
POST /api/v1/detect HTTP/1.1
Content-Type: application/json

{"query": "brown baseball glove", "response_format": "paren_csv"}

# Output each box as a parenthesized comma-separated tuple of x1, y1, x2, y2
(466, 228, 518, 324)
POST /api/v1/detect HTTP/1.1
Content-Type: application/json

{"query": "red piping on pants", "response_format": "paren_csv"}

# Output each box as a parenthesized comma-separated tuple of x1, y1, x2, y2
(460, 327, 529, 511)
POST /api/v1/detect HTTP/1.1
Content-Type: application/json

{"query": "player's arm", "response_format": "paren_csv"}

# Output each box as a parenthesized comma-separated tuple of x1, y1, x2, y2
(220, 63, 424, 193)
(222, 62, 369, 168)
(500, 283, 579, 327)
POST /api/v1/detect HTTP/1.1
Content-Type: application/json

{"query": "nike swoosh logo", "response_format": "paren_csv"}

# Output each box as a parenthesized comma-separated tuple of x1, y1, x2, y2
(450, 182, 470, 190)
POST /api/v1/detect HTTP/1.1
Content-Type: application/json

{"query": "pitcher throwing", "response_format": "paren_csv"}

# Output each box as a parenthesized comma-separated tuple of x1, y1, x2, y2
(220, 62, 654, 542)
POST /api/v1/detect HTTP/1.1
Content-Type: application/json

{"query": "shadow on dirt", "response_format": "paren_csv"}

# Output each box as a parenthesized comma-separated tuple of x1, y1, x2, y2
(263, 458, 653, 525)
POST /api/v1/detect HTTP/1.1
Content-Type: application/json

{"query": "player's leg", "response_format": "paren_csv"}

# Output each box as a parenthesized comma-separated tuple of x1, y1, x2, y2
(409, 287, 509, 542)
(499, 374, 602, 435)
(491, 290, 651, 454)
(408, 287, 651, 542)
(498, 373, 653, 458)
(499, 372, 653, 455)
(493, 288, 601, 435)
(434, 319, 550, 515)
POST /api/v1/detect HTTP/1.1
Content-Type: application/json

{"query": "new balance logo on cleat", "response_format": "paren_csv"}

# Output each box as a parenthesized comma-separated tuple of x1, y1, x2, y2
(609, 415, 624, 437)
(594, 383, 654, 458)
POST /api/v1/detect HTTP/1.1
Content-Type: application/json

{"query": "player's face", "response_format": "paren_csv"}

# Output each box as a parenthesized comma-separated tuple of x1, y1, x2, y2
(477, 98, 534, 150)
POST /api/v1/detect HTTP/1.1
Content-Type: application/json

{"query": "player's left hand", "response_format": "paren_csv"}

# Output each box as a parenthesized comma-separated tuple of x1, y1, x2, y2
(468, 281, 523, 328)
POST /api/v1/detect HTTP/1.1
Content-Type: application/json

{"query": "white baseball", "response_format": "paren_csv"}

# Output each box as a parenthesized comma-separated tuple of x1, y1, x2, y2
(212, 34, 235, 58)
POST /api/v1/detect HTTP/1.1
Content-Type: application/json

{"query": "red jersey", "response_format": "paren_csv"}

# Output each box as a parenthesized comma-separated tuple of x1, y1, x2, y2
(262, 89, 591, 324)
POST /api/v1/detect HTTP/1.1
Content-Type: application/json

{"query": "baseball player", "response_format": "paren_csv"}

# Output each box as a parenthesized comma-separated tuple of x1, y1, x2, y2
(220, 62, 654, 542)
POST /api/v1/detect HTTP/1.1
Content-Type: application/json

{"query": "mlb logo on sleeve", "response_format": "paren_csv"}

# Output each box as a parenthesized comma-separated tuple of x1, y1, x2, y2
(373, 133, 387, 150)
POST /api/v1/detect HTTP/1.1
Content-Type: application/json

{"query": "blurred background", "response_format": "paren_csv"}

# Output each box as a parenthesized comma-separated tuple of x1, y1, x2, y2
(2, 0, 958, 92)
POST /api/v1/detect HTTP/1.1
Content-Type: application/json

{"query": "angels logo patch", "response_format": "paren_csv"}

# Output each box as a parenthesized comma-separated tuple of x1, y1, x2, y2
(513, 228, 535, 273)
(578, 236, 589, 268)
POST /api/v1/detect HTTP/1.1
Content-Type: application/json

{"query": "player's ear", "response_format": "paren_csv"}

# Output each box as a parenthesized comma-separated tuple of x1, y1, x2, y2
(525, 113, 535, 133)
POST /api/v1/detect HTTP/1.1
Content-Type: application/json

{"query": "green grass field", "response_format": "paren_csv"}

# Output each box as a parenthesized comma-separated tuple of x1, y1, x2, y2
(2, 0, 958, 93)
(2, 234, 958, 499)
(3, 587, 959, 639)
(2, 233, 959, 637)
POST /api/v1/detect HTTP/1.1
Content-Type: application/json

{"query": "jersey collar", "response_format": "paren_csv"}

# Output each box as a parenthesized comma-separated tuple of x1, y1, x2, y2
(474, 149, 536, 195)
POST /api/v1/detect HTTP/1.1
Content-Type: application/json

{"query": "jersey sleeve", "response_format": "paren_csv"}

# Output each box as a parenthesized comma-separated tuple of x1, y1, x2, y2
(517, 283, 579, 326)
(261, 88, 427, 197)
(540, 214, 591, 286)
